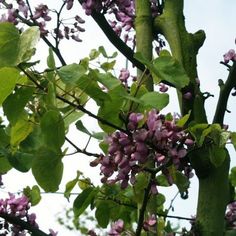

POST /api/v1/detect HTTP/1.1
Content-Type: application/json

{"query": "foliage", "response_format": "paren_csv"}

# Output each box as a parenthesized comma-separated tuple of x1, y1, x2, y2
(0, 0, 235, 236)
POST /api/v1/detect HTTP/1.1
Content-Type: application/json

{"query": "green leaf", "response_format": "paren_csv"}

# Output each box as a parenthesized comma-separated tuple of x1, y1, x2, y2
(0, 22, 20, 67)
(58, 66, 110, 105)
(91, 132, 105, 140)
(0, 127, 10, 148)
(133, 172, 149, 204)
(134, 52, 189, 89)
(20, 126, 43, 153)
(75, 74, 110, 105)
(75, 120, 92, 136)
(64, 171, 81, 200)
(63, 110, 84, 130)
(174, 171, 190, 193)
(159, 49, 171, 57)
(98, 46, 117, 59)
(47, 48, 56, 69)
(23, 185, 41, 206)
(97, 85, 126, 132)
(177, 112, 191, 127)
(225, 230, 236, 236)
(78, 178, 91, 190)
(121, 94, 143, 104)
(3, 86, 34, 124)
(231, 132, 236, 151)
(73, 187, 98, 218)
(156, 174, 170, 187)
(230, 167, 236, 187)
(101, 60, 116, 72)
(57, 63, 87, 85)
(17, 26, 40, 63)
(96, 72, 121, 90)
(139, 91, 169, 111)
(0, 154, 12, 174)
(64, 178, 78, 200)
(99, 141, 108, 154)
(32, 146, 63, 192)
(40, 110, 65, 151)
(89, 49, 100, 60)
(165, 113, 173, 121)
(219, 131, 230, 148)
(209, 146, 226, 167)
(95, 202, 110, 228)
(45, 82, 56, 109)
(10, 114, 33, 148)
(156, 193, 166, 207)
(203, 124, 221, 146)
(76, 121, 104, 139)
(188, 123, 209, 146)
(152, 55, 189, 89)
(0, 67, 20, 105)
(7, 151, 34, 172)
(130, 82, 148, 99)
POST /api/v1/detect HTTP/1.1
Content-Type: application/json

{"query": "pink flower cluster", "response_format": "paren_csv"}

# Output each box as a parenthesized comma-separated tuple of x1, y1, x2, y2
(0, 0, 85, 41)
(88, 219, 125, 236)
(143, 215, 156, 232)
(0, 193, 38, 235)
(118, 68, 136, 88)
(223, 49, 236, 64)
(91, 109, 193, 190)
(0, 193, 58, 235)
(226, 201, 236, 229)
(81, 0, 163, 46)
(54, 15, 85, 42)
(108, 219, 125, 236)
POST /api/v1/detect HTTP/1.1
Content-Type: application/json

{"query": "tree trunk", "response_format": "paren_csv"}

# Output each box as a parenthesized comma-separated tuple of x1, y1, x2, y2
(195, 151, 230, 235)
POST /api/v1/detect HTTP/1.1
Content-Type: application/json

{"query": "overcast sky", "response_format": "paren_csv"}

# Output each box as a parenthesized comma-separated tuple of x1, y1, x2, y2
(1, 1, 236, 235)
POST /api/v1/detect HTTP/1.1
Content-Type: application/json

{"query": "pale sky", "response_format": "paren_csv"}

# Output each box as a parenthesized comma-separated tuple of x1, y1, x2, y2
(1, 1, 236, 235)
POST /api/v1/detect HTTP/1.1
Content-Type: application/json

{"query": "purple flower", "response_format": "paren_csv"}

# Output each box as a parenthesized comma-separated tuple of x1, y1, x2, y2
(119, 68, 130, 83)
(49, 229, 58, 236)
(17, 1, 29, 18)
(94, 108, 193, 190)
(223, 49, 236, 63)
(32, 4, 51, 21)
(66, 0, 74, 10)
(88, 229, 97, 236)
(159, 83, 168, 92)
(128, 112, 144, 130)
(143, 214, 157, 231)
(108, 219, 125, 235)
(183, 92, 192, 100)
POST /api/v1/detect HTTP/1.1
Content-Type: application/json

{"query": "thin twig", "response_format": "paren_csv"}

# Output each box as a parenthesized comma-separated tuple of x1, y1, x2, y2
(167, 191, 179, 213)
(84, 136, 92, 151)
(65, 137, 100, 158)
(157, 213, 193, 221)
(54, 1, 67, 48)
(97, 196, 137, 209)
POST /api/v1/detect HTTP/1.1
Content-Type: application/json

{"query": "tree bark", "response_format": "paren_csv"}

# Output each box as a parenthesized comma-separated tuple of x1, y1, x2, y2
(195, 150, 230, 235)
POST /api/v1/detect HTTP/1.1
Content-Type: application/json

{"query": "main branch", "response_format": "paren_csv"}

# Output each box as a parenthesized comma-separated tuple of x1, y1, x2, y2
(154, 0, 206, 122)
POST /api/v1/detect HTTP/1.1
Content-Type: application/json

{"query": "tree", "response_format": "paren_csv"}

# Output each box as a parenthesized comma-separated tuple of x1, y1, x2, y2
(0, 0, 235, 235)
